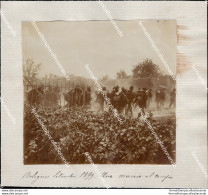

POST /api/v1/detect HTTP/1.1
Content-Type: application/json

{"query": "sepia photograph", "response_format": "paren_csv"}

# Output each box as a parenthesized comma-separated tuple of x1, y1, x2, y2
(23, 20, 176, 165)
(1, 0, 207, 190)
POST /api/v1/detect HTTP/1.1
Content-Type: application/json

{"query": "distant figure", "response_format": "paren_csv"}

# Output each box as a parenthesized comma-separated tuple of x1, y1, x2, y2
(27, 86, 44, 105)
(160, 89, 166, 108)
(74, 86, 82, 106)
(85, 87, 92, 107)
(116, 88, 127, 114)
(142, 88, 148, 109)
(155, 89, 161, 109)
(125, 86, 134, 115)
(169, 88, 176, 108)
(112, 86, 119, 96)
(109, 85, 119, 108)
(134, 88, 147, 116)
(96, 87, 106, 112)
(64, 88, 74, 107)
(146, 89, 153, 108)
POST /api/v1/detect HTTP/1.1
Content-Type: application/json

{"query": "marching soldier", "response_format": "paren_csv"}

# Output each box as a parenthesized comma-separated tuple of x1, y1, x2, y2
(134, 88, 146, 117)
(146, 89, 153, 108)
(169, 88, 176, 108)
(85, 87, 92, 106)
(125, 86, 134, 115)
(96, 87, 106, 112)
(160, 89, 166, 108)
(155, 89, 161, 109)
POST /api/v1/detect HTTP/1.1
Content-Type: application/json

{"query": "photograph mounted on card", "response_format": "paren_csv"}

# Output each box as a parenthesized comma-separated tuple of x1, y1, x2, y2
(1, 1, 207, 188)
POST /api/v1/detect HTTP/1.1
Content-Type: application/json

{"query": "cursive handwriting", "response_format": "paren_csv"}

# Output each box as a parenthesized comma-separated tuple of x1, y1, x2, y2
(79, 171, 113, 180)
(22, 171, 49, 184)
(118, 172, 172, 182)
(53, 171, 76, 178)
(22, 171, 172, 184)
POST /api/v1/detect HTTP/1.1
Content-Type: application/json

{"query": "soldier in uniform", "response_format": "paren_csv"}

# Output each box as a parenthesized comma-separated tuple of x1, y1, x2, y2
(74, 86, 82, 106)
(134, 88, 146, 117)
(64, 88, 74, 107)
(125, 86, 134, 115)
(85, 87, 92, 107)
(155, 89, 161, 109)
(27, 86, 44, 106)
(160, 89, 166, 108)
(169, 88, 176, 108)
(142, 88, 148, 109)
(112, 85, 119, 95)
(146, 89, 153, 108)
(96, 87, 106, 112)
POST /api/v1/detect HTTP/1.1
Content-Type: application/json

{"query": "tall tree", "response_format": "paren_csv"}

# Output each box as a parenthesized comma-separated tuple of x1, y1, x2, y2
(132, 59, 161, 78)
(116, 70, 129, 79)
(23, 59, 41, 85)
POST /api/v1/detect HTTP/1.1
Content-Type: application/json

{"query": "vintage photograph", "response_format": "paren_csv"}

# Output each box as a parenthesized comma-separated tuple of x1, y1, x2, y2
(23, 20, 176, 165)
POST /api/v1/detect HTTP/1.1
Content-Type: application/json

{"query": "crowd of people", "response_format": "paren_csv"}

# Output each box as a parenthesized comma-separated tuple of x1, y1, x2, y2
(63, 86, 92, 106)
(26, 84, 176, 119)
(95, 85, 176, 116)
(24, 83, 176, 164)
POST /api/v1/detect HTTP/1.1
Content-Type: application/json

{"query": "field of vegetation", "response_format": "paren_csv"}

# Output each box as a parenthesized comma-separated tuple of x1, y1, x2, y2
(24, 105, 176, 164)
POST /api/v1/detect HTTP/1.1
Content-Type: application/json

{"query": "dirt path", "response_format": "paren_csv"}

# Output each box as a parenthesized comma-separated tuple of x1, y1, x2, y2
(132, 100, 175, 119)
(91, 100, 175, 120)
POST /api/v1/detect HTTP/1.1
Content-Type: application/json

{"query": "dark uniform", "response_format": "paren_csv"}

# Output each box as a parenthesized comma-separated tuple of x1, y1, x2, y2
(125, 86, 134, 115)
(85, 87, 91, 106)
(146, 89, 153, 108)
(169, 88, 176, 108)
(160, 89, 166, 108)
(134, 89, 147, 116)
(155, 90, 161, 109)
(96, 87, 106, 112)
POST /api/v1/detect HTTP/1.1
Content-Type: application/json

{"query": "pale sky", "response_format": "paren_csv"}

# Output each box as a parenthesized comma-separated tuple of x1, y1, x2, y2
(22, 20, 176, 79)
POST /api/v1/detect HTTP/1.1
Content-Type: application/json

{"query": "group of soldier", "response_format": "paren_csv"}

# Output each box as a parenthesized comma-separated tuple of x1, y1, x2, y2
(95, 85, 176, 115)
(27, 84, 176, 115)
(27, 85, 92, 107)
(63, 86, 92, 106)
(27, 85, 60, 106)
